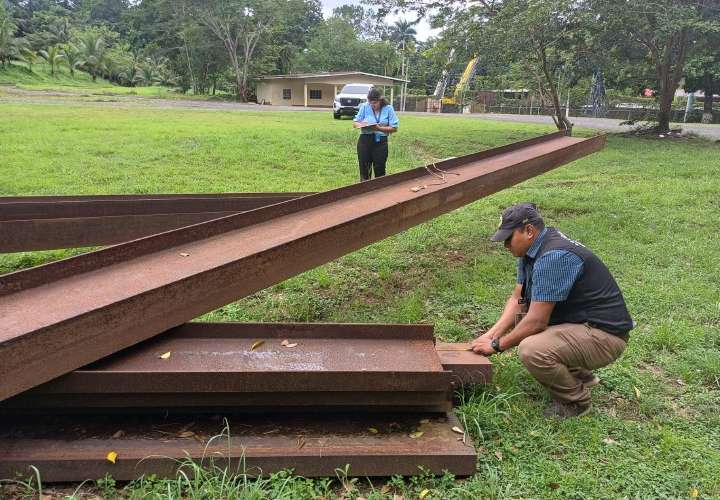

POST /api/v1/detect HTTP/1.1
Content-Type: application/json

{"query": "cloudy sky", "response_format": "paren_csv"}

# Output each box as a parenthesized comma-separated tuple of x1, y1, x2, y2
(319, 0, 439, 41)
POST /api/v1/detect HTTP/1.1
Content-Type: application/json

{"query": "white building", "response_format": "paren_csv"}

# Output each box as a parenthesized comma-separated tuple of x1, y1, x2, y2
(255, 71, 407, 107)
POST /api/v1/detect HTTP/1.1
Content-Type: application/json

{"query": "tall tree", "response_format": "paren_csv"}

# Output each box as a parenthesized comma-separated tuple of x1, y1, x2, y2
(192, 0, 274, 101)
(298, 15, 398, 75)
(389, 19, 418, 110)
(590, 0, 720, 133)
(480, 0, 580, 130)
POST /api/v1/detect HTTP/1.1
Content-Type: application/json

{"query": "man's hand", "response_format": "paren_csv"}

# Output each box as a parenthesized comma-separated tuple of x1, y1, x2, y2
(470, 336, 495, 355)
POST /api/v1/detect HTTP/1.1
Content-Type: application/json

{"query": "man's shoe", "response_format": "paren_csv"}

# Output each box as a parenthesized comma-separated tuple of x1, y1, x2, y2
(543, 400, 592, 419)
(574, 372, 600, 387)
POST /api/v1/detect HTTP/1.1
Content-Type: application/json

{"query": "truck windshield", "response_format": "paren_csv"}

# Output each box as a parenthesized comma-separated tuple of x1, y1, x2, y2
(341, 85, 371, 94)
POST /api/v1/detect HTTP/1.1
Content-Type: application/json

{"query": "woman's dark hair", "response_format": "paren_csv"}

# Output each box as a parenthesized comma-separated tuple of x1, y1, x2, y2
(367, 88, 387, 108)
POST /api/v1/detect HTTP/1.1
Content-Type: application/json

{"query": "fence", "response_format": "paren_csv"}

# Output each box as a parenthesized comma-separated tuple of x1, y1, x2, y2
(479, 104, 720, 124)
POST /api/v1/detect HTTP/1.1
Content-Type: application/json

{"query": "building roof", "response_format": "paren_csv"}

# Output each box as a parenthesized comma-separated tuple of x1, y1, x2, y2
(256, 71, 408, 83)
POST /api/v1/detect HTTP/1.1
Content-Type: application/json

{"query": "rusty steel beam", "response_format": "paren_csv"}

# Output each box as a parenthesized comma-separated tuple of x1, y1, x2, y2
(1, 323, 489, 412)
(2, 323, 452, 413)
(0, 412, 476, 481)
(0, 131, 606, 401)
(0, 193, 312, 252)
(435, 342, 492, 387)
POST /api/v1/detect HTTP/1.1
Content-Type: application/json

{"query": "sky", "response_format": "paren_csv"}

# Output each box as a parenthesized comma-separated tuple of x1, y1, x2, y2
(319, 0, 439, 42)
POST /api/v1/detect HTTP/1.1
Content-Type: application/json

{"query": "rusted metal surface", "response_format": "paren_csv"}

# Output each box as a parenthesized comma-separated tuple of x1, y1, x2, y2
(3, 323, 452, 412)
(435, 342, 493, 386)
(2, 324, 491, 412)
(0, 193, 311, 252)
(0, 132, 606, 401)
(0, 412, 476, 481)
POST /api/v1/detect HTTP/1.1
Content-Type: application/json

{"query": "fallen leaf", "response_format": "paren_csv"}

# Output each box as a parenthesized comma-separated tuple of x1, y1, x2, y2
(251, 340, 264, 350)
(284, 343, 298, 348)
(494, 450, 503, 461)
(106, 451, 118, 464)
(281, 339, 290, 346)
(547, 482, 560, 490)
(419, 419, 430, 424)
(634, 386, 641, 399)
(690, 488, 699, 498)
(419, 489, 430, 499)
(602, 437, 618, 445)
(409, 431, 424, 439)
(179, 252, 190, 257)
(159, 351, 171, 360)
(112, 430, 125, 439)
(297, 436, 305, 449)
(368, 427, 379, 434)
(178, 431, 195, 438)
(676, 379, 685, 386)
(410, 186, 424, 192)
(451, 426, 464, 434)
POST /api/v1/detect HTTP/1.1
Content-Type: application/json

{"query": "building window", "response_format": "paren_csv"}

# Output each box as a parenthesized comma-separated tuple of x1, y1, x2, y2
(309, 89, 322, 99)
(282, 88, 291, 100)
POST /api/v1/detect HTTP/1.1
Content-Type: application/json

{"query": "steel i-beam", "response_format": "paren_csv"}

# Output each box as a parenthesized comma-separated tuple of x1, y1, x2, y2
(0, 193, 311, 252)
(0, 412, 477, 481)
(1, 323, 491, 412)
(0, 131, 606, 401)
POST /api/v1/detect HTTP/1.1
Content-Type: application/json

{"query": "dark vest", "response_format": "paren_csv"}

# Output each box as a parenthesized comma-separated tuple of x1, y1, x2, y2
(521, 228, 633, 337)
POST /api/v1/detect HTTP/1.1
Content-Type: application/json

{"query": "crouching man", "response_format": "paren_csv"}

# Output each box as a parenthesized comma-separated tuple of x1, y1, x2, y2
(471, 203, 633, 418)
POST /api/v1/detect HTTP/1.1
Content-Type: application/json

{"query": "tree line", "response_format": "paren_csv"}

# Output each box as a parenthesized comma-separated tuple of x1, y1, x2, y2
(1, 0, 719, 133)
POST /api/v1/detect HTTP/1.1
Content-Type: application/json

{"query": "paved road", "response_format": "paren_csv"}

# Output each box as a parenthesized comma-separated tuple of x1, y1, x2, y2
(3, 85, 718, 140)
(431, 112, 720, 140)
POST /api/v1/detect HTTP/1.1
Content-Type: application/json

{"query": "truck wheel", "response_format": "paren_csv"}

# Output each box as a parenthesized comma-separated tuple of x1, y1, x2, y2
(333, 112, 341, 119)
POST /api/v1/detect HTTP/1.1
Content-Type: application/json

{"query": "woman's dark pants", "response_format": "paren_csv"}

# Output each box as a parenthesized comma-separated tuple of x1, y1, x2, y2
(357, 134, 388, 181)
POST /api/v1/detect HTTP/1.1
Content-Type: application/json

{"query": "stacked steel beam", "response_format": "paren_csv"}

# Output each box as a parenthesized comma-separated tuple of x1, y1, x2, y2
(0, 131, 605, 481)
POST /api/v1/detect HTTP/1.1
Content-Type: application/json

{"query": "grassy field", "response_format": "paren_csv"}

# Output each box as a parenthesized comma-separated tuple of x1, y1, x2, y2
(0, 61, 194, 99)
(0, 101, 719, 499)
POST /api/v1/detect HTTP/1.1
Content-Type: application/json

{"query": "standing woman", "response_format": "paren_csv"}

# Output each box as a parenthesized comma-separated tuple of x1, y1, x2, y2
(352, 88, 399, 181)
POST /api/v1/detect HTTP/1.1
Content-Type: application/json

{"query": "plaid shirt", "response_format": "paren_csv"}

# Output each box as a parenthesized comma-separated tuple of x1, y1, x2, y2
(517, 228, 584, 302)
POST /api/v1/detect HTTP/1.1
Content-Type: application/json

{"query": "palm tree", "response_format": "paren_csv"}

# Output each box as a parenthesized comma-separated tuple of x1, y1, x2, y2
(77, 33, 106, 82)
(388, 20, 418, 111)
(389, 20, 417, 49)
(39, 45, 65, 77)
(61, 43, 84, 78)
(19, 46, 39, 72)
(0, 16, 18, 68)
(133, 60, 156, 87)
(134, 55, 176, 87)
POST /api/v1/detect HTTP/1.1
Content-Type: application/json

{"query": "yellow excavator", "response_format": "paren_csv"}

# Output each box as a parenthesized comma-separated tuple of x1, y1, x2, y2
(435, 57, 478, 105)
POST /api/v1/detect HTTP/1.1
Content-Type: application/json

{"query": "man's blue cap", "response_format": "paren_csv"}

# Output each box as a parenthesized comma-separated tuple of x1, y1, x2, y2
(491, 203, 544, 242)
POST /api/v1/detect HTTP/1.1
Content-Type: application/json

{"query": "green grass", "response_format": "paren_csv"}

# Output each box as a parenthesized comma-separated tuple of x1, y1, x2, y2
(0, 61, 103, 86)
(0, 61, 190, 99)
(0, 101, 719, 499)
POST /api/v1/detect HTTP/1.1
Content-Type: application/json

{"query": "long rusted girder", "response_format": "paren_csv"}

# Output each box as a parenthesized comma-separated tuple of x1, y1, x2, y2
(0, 192, 311, 252)
(0, 131, 606, 401)
(2, 323, 452, 413)
(0, 412, 476, 481)
(1, 323, 490, 412)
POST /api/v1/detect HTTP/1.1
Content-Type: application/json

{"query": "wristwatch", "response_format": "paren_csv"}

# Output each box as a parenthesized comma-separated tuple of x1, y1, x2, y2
(490, 338, 503, 353)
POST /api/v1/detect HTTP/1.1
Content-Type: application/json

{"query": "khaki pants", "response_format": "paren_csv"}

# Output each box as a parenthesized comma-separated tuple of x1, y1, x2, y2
(518, 323, 627, 406)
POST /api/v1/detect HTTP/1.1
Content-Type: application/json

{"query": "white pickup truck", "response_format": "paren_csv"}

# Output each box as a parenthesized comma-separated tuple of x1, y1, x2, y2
(333, 83, 374, 119)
